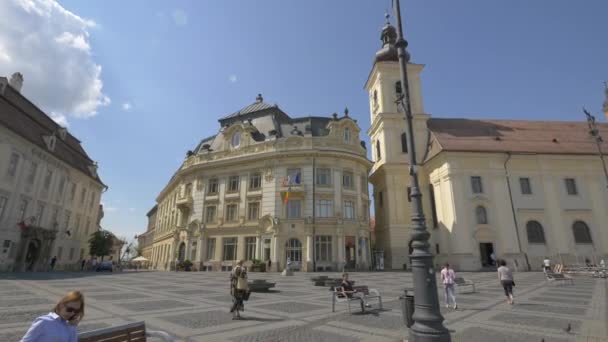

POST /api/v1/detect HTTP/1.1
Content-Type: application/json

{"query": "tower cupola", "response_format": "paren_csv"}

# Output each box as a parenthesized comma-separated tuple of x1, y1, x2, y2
(374, 14, 399, 63)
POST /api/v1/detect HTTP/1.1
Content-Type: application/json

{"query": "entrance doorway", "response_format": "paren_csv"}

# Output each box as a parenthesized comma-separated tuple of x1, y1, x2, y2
(345, 236, 356, 269)
(25, 240, 40, 271)
(178, 242, 186, 262)
(263, 239, 271, 262)
(479, 243, 495, 267)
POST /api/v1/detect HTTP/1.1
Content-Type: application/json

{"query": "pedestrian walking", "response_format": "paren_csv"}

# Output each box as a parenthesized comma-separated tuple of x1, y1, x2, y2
(80, 259, 86, 271)
(50, 256, 57, 271)
(230, 260, 248, 319)
(490, 252, 497, 266)
(440, 263, 457, 310)
(21, 290, 84, 341)
(497, 259, 515, 305)
(543, 257, 551, 273)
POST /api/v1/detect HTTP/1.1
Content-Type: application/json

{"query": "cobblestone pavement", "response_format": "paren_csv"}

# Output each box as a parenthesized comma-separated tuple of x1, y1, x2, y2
(0, 271, 606, 341)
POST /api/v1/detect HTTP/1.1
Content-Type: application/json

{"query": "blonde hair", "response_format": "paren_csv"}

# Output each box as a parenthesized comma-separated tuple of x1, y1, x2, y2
(54, 291, 85, 320)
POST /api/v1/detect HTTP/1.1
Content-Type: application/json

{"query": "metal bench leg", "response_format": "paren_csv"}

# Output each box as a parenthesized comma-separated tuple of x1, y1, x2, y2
(379, 296, 383, 310)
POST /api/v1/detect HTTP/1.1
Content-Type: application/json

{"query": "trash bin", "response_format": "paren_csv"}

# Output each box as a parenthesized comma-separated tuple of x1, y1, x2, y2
(399, 290, 415, 328)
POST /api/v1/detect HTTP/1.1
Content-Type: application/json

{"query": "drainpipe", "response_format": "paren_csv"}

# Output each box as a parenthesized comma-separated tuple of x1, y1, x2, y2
(504, 153, 531, 271)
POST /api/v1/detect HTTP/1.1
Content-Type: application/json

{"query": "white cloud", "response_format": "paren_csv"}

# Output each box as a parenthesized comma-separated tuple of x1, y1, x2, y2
(0, 0, 110, 120)
(172, 9, 188, 26)
(128, 207, 135, 212)
(229, 74, 237, 83)
(121, 102, 132, 111)
(50, 112, 69, 127)
(104, 207, 118, 212)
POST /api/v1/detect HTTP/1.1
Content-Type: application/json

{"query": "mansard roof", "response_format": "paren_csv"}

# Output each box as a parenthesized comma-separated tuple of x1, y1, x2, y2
(426, 117, 608, 160)
(0, 78, 105, 186)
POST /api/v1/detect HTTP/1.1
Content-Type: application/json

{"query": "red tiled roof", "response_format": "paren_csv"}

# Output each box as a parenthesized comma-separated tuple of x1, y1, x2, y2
(427, 118, 608, 157)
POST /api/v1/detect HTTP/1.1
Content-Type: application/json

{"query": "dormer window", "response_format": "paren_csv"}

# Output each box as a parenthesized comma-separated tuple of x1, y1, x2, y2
(43, 134, 57, 151)
(231, 132, 241, 148)
(56, 127, 67, 141)
(343, 127, 351, 143)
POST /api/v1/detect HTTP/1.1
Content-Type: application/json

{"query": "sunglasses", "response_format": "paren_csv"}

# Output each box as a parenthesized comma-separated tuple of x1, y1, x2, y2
(64, 306, 81, 313)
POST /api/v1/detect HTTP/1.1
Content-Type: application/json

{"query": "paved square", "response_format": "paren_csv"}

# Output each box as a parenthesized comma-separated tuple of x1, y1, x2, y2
(0, 271, 605, 341)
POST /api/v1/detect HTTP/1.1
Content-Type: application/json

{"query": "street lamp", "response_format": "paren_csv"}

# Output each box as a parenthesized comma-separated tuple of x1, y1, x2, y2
(583, 107, 608, 189)
(392, 0, 451, 341)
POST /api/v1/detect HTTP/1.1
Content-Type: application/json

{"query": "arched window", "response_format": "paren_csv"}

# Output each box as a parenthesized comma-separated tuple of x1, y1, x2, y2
(343, 127, 351, 143)
(526, 220, 546, 244)
(395, 81, 403, 96)
(401, 132, 408, 153)
(231, 132, 241, 148)
(376, 141, 382, 160)
(573, 221, 593, 244)
(285, 238, 302, 262)
(475, 205, 488, 224)
(177, 242, 186, 262)
(373, 90, 378, 106)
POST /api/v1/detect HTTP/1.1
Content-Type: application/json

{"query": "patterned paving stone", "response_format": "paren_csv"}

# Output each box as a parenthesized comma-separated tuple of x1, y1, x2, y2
(513, 303, 586, 315)
(77, 322, 111, 333)
(340, 310, 404, 330)
(114, 299, 194, 312)
(0, 331, 26, 342)
(254, 301, 326, 314)
(490, 312, 581, 331)
(452, 327, 572, 342)
(0, 310, 45, 324)
(527, 296, 590, 306)
(88, 293, 151, 301)
(230, 325, 361, 342)
(0, 297, 53, 307)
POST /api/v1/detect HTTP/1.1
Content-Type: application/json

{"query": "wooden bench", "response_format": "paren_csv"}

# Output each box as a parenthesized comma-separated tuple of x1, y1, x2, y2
(78, 321, 173, 342)
(353, 285, 383, 310)
(546, 272, 574, 285)
(454, 277, 476, 293)
(331, 287, 364, 314)
(248, 279, 276, 292)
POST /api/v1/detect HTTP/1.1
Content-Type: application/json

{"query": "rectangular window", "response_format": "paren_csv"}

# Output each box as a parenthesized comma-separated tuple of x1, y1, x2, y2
(75, 215, 81, 235)
(6, 153, 19, 177)
(429, 185, 438, 228)
(206, 238, 216, 260)
(316, 199, 333, 218)
(69, 183, 76, 202)
(378, 192, 383, 207)
(519, 177, 532, 195)
(89, 192, 96, 209)
(565, 178, 578, 195)
(222, 237, 237, 260)
(85, 219, 91, 237)
(43, 169, 53, 191)
(27, 162, 38, 185)
(360, 175, 368, 195)
(205, 206, 216, 223)
(80, 188, 86, 204)
(286, 200, 301, 219)
(407, 187, 412, 202)
(247, 202, 260, 221)
(316, 168, 331, 186)
(315, 235, 332, 262)
(35, 203, 45, 226)
(207, 178, 218, 194)
(245, 237, 256, 260)
(57, 176, 65, 201)
(471, 176, 483, 194)
(362, 203, 368, 221)
(228, 176, 240, 192)
(69, 248, 75, 260)
(18, 199, 28, 221)
(185, 183, 193, 196)
(64, 210, 71, 230)
(249, 173, 261, 190)
(344, 200, 355, 220)
(0, 196, 8, 220)
(225, 204, 238, 222)
(287, 168, 302, 184)
(342, 171, 353, 189)
(57, 246, 63, 260)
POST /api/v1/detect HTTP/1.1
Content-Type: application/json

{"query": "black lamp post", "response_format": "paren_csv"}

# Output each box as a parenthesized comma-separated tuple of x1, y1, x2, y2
(392, 0, 451, 340)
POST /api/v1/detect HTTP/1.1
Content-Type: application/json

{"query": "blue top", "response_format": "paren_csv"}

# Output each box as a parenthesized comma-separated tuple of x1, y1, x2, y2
(21, 312, 78, 342)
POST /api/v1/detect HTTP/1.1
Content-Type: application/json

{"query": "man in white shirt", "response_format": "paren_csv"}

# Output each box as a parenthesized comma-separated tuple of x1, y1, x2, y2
(543, 258, 551, 273)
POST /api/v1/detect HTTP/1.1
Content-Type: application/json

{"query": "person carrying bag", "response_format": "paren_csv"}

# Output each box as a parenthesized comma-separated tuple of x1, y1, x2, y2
(230, 260, 249, 319)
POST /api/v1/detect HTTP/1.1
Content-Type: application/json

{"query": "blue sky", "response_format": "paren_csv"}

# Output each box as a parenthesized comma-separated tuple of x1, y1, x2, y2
(2, 1, 607, 242)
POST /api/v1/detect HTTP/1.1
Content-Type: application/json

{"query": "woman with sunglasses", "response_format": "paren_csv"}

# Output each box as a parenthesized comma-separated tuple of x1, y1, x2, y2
(22, 290, 85, 342)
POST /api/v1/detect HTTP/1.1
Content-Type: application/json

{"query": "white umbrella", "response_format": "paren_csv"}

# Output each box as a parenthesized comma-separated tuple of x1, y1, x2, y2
(132, 256, 148, 262)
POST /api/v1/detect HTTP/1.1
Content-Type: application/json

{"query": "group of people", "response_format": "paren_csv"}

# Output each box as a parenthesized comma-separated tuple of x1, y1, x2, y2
(441, 259, 515, 309)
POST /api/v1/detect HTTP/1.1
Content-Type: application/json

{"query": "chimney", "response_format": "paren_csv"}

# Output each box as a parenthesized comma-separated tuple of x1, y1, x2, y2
(256, 93, 263, 103)
(9, 72, 23, 93)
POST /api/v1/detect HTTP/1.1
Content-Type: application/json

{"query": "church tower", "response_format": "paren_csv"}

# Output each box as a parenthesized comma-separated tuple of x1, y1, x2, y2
(366, 14, 430, 270)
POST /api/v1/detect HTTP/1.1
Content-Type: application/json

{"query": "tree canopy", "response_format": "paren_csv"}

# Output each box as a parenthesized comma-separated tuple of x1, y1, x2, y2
(88, 230, 114, 260)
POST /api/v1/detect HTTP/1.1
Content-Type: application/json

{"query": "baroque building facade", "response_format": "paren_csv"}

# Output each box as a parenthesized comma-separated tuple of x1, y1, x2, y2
(149, 95, 372, 272)
(136, 204, 156, 266)
(369, 20, 608, 271)
(0, 73, 105, 272)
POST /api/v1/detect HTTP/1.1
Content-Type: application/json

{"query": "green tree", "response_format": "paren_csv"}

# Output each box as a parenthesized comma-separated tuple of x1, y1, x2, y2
(88, 230, 113, 261)
(135, 245, 143, 257)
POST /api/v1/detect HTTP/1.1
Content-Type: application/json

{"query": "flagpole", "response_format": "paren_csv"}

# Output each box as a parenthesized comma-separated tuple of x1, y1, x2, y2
(312, 156, 316, 272)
